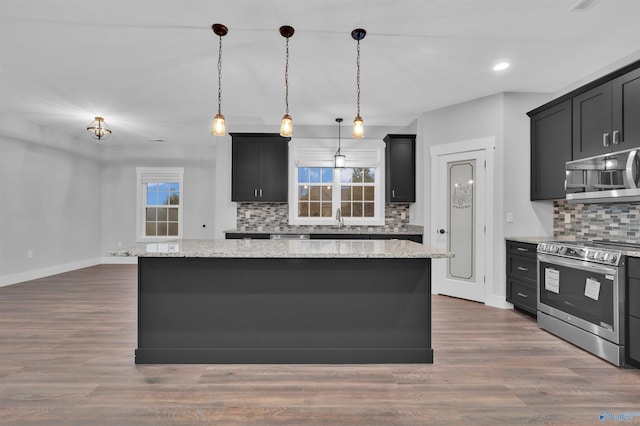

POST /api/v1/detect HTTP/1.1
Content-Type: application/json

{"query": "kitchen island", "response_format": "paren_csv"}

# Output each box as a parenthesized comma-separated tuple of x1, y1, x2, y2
(109, 239, 452, 364)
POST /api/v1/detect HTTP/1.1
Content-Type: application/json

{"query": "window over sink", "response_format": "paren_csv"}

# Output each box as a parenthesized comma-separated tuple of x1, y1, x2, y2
(289, 139, 385, 226)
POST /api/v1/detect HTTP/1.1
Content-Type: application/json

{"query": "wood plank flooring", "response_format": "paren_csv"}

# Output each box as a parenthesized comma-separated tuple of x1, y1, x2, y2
(0, 264, 639, 425)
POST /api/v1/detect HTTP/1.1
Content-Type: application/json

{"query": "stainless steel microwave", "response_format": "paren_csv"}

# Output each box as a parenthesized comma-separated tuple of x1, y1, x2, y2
(566, 148, 640, 203)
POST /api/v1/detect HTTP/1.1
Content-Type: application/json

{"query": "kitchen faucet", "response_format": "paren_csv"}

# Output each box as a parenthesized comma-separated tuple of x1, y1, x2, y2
(335, 208, 344, 228)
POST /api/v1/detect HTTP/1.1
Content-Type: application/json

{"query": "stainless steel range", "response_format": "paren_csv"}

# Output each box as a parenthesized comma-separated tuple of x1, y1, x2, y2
(537, 240, 630, 366)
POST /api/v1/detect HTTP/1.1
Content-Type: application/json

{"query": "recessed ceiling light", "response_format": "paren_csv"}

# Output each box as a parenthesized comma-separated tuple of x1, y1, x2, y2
(493, 62, 510, 71)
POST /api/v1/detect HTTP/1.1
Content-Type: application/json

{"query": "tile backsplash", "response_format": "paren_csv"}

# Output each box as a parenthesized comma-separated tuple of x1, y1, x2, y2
(236, 203, 413, 233)
(554, 199, 640, 243)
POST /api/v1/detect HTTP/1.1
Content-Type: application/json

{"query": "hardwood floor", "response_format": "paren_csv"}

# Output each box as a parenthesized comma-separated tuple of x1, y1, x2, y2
(0, 265, 638, 425)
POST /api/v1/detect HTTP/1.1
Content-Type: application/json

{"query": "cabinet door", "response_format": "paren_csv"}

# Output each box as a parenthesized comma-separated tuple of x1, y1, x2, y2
(572, 82, 613, 159)
(260, 138, 289, 202)
(530, 100, 572, 200)
(385, 135, 416, 202)
(232, 138, 262, 201)
(612, 67, 640, 150)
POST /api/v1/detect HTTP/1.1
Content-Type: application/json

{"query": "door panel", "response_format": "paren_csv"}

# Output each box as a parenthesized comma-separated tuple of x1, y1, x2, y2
(433, 149, 486, 303)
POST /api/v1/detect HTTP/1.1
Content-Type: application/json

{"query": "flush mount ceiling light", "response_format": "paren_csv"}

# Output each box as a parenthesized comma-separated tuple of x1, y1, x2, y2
(86, 116, 112, 140)
(279, 25, 295, 137)
(351, 28, 366, 139)
(334, 118, 346, 169)
(493, 62, 510, 71)
(211, 23, 228, 136)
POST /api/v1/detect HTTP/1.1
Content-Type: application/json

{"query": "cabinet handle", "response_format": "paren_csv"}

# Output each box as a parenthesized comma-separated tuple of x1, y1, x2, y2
(259, 189, 263, 197)
(613, 130, 620, 145)
(517, 292, 528, 298)
(517, 266, 528, 272)
(392, 189, 395, 198)
(516, 247, 529, 252)
(603, 133, 610, 147)
(254, 189, 258, 197)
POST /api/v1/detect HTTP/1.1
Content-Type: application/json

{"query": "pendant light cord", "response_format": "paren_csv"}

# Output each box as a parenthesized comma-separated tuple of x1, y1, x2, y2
(285, 36, 290, 115)
(356, 39, 361, 117)
(217, 35, 223, 115)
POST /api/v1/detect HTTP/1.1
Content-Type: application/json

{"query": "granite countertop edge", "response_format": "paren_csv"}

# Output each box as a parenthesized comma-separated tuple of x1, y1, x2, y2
(107, 239, 452, 259)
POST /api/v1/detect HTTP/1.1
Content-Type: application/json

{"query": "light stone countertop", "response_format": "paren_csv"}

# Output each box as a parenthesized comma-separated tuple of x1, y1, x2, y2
(107, 239, 453, 259)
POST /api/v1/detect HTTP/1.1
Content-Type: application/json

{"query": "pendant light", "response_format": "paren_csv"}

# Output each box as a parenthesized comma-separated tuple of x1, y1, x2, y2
(351, 28, 366, 139)
(211, 23, 228, 136)
(334, 118, 346, 169)
(86, 116, 112, 140)
(279, 25, 295, 137)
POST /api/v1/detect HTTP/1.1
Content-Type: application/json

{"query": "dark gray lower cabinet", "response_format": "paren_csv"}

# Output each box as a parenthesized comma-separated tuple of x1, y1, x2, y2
(626, 257, 640, 368)
(506, 240, 537, 316)
(135, 256, 433, 364)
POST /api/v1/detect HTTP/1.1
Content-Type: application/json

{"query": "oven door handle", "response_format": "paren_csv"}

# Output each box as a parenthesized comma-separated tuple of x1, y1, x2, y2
(537, 253, 619, 276)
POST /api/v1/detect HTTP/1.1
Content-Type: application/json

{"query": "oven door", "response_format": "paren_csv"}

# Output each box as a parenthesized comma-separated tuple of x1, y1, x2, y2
(537, 253, 623, 344)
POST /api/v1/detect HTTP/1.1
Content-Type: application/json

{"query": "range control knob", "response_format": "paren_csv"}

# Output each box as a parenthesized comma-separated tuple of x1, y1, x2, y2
(596, 252, 606, 261)
(606, 254, 618, 264)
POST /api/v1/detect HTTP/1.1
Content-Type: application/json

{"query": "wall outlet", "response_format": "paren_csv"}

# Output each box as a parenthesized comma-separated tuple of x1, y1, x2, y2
(27, 250, 34, 258)
(117, 241, 122, 248)
(400, 212, 406, 220)
(506, 212, 514, 223)
(564, 212, 571, 224)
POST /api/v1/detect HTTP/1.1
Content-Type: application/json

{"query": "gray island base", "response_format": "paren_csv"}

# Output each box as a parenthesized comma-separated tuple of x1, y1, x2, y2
(110, 239, 452, 364)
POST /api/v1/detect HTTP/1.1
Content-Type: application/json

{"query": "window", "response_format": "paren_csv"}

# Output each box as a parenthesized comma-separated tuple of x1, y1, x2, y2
(297, 167, 333, 218)
(289, 139, 385, 226)
(145, 182, 180, 237)
(136, 168, 184, 241)
(339, 167, 376, 218)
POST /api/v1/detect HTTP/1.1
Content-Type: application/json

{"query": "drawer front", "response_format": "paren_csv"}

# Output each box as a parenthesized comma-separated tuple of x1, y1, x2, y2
(508, 278, 537, 312)
(507, 241, 537, 258)
(629, 277, 640, 318)
(629, 315, 640, 365)
(629, 257, 640, 279)
(508, 255, 537, 282)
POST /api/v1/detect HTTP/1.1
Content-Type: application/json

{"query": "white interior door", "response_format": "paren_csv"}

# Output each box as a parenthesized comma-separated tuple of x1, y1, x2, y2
(431, 148, 486, 303)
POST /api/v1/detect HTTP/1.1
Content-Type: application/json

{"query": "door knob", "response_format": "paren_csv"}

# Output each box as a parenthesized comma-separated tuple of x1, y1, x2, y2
(438, 229, 446, 234)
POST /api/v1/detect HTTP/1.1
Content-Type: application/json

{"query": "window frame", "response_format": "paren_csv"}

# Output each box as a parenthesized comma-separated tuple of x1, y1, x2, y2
(288, 139, 385, 226)
(136, 167, 184, 242)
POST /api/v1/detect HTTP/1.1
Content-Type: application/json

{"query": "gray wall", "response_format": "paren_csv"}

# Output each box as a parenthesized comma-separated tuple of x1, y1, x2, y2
(0, 116, 103, 285)
(414, 92, 553, 307)
(101, 143, 218, 253)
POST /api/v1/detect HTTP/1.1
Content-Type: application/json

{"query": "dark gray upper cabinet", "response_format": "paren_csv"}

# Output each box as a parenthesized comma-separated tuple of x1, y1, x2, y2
(612, 67, 640, 151)
(529, 100, 572, 200)
(231, 133, 289, 202)
(573, 67, 640, 159)
(384, 134, 416, 203)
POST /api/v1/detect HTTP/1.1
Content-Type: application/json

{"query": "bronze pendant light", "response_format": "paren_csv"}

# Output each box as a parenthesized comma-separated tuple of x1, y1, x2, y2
(351, 28, 366, 138)
(279, 25, 295, 137)
(211, 23, 228, 136)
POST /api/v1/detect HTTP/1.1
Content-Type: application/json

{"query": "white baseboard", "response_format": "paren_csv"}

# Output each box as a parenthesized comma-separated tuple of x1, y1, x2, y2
(485, 295, 514, 310)
(0, 257, 102, 288)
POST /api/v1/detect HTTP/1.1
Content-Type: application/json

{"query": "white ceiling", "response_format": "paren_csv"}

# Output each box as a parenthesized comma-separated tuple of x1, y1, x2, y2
(1, 0, 640, 146)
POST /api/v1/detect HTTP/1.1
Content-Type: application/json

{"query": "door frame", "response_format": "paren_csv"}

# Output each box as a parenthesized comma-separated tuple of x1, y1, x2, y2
(430, 137, 495, 305)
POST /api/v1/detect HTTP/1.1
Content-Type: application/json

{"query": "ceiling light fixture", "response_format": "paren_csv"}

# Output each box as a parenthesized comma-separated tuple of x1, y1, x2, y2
(279, 25, 295, 137)
(334, 118, 346, 169)
(351, 28, 366, 139)
(493, 62, 510, 71)
(211, 23, 228, 136)
(86, 116, 112, 140)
